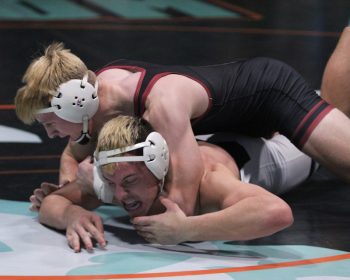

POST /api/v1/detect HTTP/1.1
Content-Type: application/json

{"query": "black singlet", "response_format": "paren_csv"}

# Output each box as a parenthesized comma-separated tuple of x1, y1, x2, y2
(96, 58, 333, 149)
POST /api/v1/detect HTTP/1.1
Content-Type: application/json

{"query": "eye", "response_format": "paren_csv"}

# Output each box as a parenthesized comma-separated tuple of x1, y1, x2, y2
(105, 178, 115, 187)
(102, 175, 115, 186)
(107, 181, 115, 188)
(123, 175, 138, 186)
(44, 122, 53, 128)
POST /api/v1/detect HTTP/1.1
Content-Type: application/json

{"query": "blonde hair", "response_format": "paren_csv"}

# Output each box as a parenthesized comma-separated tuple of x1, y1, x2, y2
(15, 42, 96, 124)
(96, 115, 153, 174)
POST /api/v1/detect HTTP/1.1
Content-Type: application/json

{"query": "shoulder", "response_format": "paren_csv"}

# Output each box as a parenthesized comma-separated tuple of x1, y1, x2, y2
(198, 141, 240, 178)
(198, 163, 241, 212)
(97, 68, 132, 81)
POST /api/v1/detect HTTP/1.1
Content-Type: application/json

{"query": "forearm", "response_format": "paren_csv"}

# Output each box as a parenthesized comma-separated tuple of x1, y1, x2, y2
(59, 141, 94, 184)
(39, 194, 74, 229)
(183, 196, 293, 242)
(164, 135, 204, 216)
(59, 146, 79, 184)
(146, 100, 204, 216)
(39, 180, 102, 229)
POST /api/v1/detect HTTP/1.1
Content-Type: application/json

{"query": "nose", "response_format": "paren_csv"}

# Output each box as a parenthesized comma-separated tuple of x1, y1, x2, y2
(114, 185, 128, 201)
(45, 127, 57, 138)
(43, 125, 59, 139)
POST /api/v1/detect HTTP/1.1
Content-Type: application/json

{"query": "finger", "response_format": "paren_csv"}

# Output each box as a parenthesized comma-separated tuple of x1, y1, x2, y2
(133, 224, 153, 232)
(137, 231, 154, 240)
(85, 222, 106, 248)
(159, 196, 178, 211)
(91, 215, 104, 234)
(29, 194, 38, 204)
(59, 179, 70, 188)
(139, 233, 159, 244)
(33, 189, 45, 202)
(76, 227, 93, 252)
(144, 236, 156, 244)
(67, 231, 81, 253)
(29, 203, 39, 212)
(29, 195, 42, 211)
(41, 182, 59, 194)
(41, 183, 59, 195)
(132, 216, 154, 226)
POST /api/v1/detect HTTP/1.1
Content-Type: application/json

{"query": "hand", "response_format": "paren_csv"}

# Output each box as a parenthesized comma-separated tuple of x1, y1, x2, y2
(76, 157, 94, 190)
(131, 196, 188, 245)
(65, 206, 106, 253)
(29, 180, 69, 212)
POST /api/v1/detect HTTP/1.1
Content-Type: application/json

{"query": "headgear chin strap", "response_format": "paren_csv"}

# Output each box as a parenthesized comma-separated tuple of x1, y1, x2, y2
(74, 116, 91, 145)
(95, 132, 169, 193)
(36, 74, 99, 144)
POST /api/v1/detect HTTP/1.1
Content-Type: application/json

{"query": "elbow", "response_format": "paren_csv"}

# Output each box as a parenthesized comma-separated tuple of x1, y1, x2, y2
(263, 199, 294, 233)
(38, 195, 52, 225)
(38, 194, 59, 224)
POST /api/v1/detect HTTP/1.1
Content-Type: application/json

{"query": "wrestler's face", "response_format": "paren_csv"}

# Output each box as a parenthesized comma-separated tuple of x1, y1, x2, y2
(35, 112, 82, 141)
(102, 162, 159, 218)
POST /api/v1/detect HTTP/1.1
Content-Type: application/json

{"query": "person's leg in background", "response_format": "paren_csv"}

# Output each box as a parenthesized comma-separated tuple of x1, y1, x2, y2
(321, 26, 350, 117)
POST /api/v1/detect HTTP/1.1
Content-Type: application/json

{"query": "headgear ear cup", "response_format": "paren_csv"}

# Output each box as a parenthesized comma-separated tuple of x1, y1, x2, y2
(143, 132, 169, 180)
(36, 74, 99, 145)
(36, 74, 99, 123)
(50, 77, 99, 123)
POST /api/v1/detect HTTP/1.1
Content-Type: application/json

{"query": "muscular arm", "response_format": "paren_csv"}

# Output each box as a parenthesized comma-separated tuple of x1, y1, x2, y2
(144, 97, 204, 216)
(133, 164, 293, 244)
(38, 180, 102, 229)
(39, 180, 105, 252)
(184, 187, 292, 242)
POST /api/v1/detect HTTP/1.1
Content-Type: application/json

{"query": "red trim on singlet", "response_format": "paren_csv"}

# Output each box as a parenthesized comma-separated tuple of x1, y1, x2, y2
(298, 105, 334, 147)
(139, 72, 213, 120)
(292, 99, 334, 147)
(293, 100, 324, 139)
(95, 65, 146, 115)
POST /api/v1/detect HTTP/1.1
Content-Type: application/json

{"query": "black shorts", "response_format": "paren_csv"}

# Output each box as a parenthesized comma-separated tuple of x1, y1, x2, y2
(191, 57, 333, 148)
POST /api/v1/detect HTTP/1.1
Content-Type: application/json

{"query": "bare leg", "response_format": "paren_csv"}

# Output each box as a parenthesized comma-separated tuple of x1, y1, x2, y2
(303, 108, 350, 182)
(321, 27, 350, 117)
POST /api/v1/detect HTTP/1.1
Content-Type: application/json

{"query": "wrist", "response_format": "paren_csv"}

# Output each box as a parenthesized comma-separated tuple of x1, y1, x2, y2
(63, 204, 80, 227)
(180, 216, 194, 242)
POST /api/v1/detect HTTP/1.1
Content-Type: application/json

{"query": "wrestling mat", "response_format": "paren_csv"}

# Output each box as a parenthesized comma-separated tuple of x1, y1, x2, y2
(1, 199, 349, 280)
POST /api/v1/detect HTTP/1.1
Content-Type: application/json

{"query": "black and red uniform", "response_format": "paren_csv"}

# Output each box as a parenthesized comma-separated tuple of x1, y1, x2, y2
(96, 57, 333, 149)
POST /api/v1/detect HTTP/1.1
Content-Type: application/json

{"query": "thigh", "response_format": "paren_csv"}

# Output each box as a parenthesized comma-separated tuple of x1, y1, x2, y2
(302, 108, 350, 182)
(239, 134, 314, 194)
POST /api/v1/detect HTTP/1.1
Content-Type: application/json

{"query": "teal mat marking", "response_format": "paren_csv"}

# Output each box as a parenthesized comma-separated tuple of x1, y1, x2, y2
(0, 0, 97, 20)
(0, 241, 12, 253)
(0, 0, 239, 20)
(67, 251, 190, 275)
(0, 199, 36, 217)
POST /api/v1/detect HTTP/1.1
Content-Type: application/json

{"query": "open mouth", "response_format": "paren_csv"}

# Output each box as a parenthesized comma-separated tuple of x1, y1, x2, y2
(123, 200, 142, 212)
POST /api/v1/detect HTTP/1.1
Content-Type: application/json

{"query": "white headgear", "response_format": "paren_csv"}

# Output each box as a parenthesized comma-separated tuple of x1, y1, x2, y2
(95, 131, 169, 183)
(36, 74, 99, 123)
(93, 164, 114, 204)
(93, 132, 169, 203)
